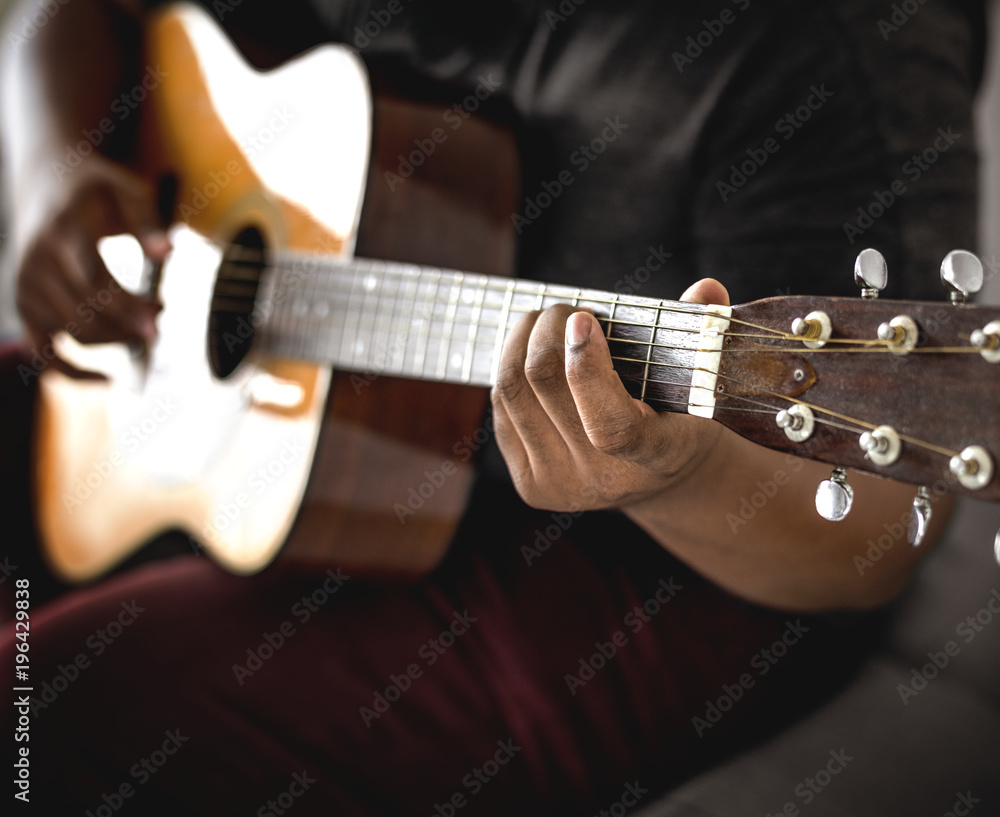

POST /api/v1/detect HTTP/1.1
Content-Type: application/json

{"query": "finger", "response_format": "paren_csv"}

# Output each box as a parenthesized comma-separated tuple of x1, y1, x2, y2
(522, 305, 593, 448)
(68, 237, 159, 342)
(679, 277, 730, 307)
(489, 392, 531, 485)
(102, 167, 172, 261)
(564, 311, 660, 464)
(20, 327, 107, 382)
(492, 310, 568, 456)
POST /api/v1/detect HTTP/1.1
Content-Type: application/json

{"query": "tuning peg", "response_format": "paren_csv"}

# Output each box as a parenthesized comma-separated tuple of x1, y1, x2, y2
(776, 405, 815, 442)
(859, 425, 902, 465)
(940, 250, 983, 303)
(816, 467, 854, 522)
(854, 248, 888, 299)
(948, 445, 994, 491)
(971, 320, 1000, 363)
(908, 487, 933, 547)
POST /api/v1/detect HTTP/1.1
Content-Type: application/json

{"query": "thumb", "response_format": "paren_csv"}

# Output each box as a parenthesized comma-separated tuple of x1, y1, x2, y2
(680, 277, 730, 307)
(564, 311, 660, 463)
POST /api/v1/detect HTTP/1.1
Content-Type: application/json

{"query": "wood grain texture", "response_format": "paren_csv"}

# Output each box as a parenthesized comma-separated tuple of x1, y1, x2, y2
(716, 295, 1000, 501)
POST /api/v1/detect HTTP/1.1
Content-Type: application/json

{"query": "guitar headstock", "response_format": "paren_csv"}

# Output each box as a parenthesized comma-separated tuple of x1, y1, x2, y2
(711, 249, 999, 542)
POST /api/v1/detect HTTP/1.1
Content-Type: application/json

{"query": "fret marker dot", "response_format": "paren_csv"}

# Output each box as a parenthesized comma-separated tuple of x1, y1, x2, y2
(364, 275, 377, 292)
(461, 290, 475, 305)
(450, 352, 463, 370)
(353, 340, 365, 356)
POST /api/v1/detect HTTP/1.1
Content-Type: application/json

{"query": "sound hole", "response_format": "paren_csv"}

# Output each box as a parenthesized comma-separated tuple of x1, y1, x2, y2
(208, 227, 267, 378)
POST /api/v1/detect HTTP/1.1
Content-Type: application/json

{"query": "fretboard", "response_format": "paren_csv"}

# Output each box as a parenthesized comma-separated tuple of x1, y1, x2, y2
(252, 253, 723, 414)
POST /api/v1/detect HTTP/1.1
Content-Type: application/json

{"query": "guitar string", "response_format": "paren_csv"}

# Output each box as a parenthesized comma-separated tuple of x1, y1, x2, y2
(251, 282, 994, 357)
(212, 253, 1000, 357)
(622, 367, 964, 459)
(626, 379, 884, 438)
(215, 253, 987, 459)
(219, 252, 805, 341)
(221, 248, 996, 347)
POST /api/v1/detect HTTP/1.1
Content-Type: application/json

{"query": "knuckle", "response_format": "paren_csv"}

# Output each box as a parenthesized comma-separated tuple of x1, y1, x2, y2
(523, 347, 564, 387)
(588, 422, 640, 458)
(493, 363, 529, 405)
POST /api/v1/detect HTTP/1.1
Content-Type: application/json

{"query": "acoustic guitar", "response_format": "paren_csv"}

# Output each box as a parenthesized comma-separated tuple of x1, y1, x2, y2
(32, 4, 1000, 582)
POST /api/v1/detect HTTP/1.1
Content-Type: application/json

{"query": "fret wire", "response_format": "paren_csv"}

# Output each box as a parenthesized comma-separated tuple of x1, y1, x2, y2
(641, 305, 660, 402)
(491, 281, 516, 387)
(381, 261, 403, 374)
(299, 257, 318, 360)
(339, 260, 363, 369)
(358, 261, 376, 370)
(438, 272, 462, 380)
(387, 267, 410, 375)
(462, 276, 487, 385)
(262, 260, 285, 351)
(414, 268, 438, 377)
(368, 260, 390, 374)
(606, 293, 619, 343)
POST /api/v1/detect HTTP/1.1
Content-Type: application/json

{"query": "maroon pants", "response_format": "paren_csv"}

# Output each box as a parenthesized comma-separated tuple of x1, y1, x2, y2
(0, 343, 874, 815)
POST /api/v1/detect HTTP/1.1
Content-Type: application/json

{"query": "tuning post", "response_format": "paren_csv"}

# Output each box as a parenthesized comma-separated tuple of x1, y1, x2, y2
(791, 310, 832, 349)
(940, 250, 984, 304)
(859, 425, 902, 466)
(776, 404, 815, 442)
(948, 445, 995, 491)
(876, 315, 919, 355)
(854, 248, 888, 299)
(909, 487, 933, 547)
(816, 467, 854, 522)
(971, 320, 1000, 363)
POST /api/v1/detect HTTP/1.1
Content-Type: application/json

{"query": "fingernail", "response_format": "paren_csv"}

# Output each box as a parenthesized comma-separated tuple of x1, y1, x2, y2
(566, 312, 592, 348)
(143, 233, 171, 259)
(136, 313, 157, 342)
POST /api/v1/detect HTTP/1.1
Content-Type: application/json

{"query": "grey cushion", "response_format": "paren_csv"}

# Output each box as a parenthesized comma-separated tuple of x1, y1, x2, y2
(636, 496, 1000, 817)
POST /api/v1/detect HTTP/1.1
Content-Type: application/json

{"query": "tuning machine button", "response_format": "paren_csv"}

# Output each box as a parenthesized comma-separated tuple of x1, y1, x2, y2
(909, 487, 933, 547)
(859, 425, 902, 466)
(791, 310, 832, 349)
(949, 446, 995, 491)
(854, 248, 888, 299)
(816, 467, 854, 522)
(994, 528, 1000, 567)
(776, 404, 815, 442)
(877, 315, 920, 355)
(971, 320, 1000, 363)
(940, 250, 984, 304)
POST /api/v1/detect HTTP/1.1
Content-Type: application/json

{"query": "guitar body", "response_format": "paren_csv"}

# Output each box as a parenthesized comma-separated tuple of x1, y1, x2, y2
(34, 5, 516, 581)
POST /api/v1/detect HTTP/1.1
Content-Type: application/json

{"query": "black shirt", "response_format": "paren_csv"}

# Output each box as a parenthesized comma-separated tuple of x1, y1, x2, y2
(160, 0, 984, 305)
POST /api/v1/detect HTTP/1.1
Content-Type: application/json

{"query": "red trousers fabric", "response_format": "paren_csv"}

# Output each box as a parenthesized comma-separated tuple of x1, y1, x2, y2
(0, 343, 875, 815)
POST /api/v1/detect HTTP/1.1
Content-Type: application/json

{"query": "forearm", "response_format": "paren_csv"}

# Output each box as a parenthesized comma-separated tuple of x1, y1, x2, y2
(623, 423, 955, 613)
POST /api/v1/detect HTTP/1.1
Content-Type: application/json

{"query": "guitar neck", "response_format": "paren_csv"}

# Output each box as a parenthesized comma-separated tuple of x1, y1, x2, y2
(252, 252, 722, 414)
